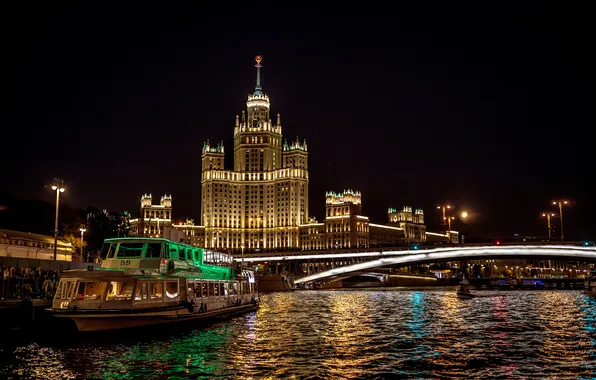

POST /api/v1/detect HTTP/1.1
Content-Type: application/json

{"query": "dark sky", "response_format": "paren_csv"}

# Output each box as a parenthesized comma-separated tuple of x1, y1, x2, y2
(1, 3, 593, 239)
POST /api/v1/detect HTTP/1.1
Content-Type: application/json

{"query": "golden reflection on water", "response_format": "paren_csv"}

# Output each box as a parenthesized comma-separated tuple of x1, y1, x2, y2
(320, 292, 380, 379)
(4, 289, 596, 378)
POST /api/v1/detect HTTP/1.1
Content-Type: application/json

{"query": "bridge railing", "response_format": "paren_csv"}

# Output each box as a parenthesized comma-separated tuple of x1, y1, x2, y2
(236, 241, 590, 261)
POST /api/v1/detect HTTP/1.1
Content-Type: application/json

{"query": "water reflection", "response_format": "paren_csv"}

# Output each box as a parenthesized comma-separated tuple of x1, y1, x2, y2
(3, 289, 596, 378)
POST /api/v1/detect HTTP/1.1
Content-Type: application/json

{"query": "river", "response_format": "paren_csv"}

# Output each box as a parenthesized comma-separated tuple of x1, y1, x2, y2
(2, 288, 596, 378)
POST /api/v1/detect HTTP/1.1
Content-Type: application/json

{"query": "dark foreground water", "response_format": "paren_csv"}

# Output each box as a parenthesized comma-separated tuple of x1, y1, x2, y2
(2, 289, 596, 379)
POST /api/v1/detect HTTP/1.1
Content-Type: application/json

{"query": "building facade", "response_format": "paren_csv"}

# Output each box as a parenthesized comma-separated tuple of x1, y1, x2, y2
(299, 189, 429, 250)
(200, 56, 308, 252)
(129, 193, 173, 237)
(0, 229, 74, 261)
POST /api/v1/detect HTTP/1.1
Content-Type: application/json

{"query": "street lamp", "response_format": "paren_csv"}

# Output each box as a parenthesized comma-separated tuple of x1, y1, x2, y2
(541, 212, 556, 241)
(437, 204, 452, 233)
(80, 227, 86, 262)
(50, 178, 65, 260)
(444, 216, 456, 242)
(241, 244, 245, 267)
(552, 200, 570, 241)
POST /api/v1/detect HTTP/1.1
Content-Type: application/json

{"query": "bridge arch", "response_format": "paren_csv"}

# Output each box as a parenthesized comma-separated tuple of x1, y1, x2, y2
(294, 245, 596, 284)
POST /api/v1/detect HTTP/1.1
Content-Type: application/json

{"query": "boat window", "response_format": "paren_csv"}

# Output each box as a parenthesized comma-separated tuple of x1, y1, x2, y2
(116, 243, 144, 258)
(180, 248, 187, 260)
(165, 281, 178, 299)
(201, 282, 208, 297)
(75, 281, 107, 300)
(203, 250, 233, 266)
(149, 282, 163, 301)
(168, 245, 178, 260)
(55, 281, 76, 300)
(136, 282, 149, 301)
(211, 283, 219, 296)
(106, 281, 134, 301)
(145, 243, 162, 259)
(101, 242, 118, 259)
(232, 282, 239, 296)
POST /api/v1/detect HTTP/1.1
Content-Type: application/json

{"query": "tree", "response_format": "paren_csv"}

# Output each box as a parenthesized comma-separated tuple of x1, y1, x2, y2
(85, 207, 132, 261)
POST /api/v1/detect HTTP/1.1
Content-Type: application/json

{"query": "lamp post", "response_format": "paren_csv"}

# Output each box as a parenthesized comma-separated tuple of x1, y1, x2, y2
(541, 212, 556, 241)
(50, 178, 65, 260)
(80, 228, 86, 262)
(445, 216, 456, 242)
(552, 200, 569, 241)
(437, 204, 452, 233)
(241, 244, 245, 267)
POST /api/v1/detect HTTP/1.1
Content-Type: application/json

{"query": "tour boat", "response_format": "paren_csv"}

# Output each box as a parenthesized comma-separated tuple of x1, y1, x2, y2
(456, 278, 475, 299)
(48, 237, 258, 332)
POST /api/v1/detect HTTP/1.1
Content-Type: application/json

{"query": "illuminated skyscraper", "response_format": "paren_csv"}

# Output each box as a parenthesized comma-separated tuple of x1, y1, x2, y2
(201, 56, 309, 252)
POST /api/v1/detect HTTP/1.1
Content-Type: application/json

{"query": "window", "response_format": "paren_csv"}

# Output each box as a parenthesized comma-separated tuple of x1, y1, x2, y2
(106, 281, 134, 301)
(116, 243, 144, 258)
(56, 281, 76, 300)
(166, 281, 179, 299)
(102, 243, 118, 259)
(149, 282, 163, 301)
(145, 243, 162, 258)
(168, 245, 178, 259)
(136, 282, 149, 300)
(75, 281, 107, 300)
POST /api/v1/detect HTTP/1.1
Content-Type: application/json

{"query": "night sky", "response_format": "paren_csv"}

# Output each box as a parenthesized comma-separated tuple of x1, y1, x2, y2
(2, 3, 593, 239)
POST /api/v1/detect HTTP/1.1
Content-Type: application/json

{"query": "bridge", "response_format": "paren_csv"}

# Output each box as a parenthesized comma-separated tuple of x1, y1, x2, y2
(232, 242, 596, 284)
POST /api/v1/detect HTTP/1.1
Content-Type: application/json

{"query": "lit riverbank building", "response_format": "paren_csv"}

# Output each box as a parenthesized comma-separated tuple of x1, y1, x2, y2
(131, 57, 452, 251)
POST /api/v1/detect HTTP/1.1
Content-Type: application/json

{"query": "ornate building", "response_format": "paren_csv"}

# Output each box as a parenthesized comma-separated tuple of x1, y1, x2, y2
(129, 193, 173, 237)
(201, 56, 308, 252)
(129, 57, 453, 251)
(299, 189, 429, 250)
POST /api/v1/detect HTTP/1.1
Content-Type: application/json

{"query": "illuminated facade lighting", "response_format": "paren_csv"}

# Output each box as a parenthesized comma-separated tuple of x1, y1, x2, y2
(128, 57, 454, 252)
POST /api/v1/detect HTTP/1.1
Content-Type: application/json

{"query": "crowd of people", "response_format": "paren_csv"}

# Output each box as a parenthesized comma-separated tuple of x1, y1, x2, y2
(1, 265, 63, 300)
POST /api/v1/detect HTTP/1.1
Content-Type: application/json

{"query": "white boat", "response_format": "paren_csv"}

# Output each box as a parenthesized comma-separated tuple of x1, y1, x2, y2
(48, 237, 258, 332)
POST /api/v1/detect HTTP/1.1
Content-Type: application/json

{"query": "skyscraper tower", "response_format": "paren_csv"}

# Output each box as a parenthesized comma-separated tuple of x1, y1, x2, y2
(201, 56, 309, 252)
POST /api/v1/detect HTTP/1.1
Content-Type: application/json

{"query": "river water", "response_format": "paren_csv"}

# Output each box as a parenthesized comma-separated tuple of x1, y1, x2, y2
(2, 288, 596, 379)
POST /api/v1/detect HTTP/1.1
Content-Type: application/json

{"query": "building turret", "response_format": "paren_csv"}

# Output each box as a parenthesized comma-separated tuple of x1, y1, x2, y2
(141, 193, 152, 207)
(326, 189, 362, 205)
(324, 189, 368, 249)
(160, 194, 172, 208)
(202, 140, 225, 171)
(387, 206, 426, 243)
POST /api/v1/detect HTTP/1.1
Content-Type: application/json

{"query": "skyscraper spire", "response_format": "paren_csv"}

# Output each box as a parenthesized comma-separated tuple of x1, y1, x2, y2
(254, 55, 263, 95)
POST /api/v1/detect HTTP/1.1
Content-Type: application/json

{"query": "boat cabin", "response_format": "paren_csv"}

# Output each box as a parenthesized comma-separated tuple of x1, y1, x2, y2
(100, 237, 233, 272)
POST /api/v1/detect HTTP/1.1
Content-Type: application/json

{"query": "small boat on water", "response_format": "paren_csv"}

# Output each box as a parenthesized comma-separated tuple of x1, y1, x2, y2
(48, 237, 258, 332)
(457, 278, 475, 299)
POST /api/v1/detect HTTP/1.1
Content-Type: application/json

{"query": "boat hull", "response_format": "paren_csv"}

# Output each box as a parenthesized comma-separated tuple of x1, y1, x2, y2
(457, 292, 475, 299)
(52, 303, 258, 332)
